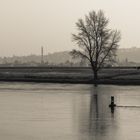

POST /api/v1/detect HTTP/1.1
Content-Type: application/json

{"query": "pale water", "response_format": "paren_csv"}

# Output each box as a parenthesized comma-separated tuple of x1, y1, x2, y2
(0, 82, 140, 140)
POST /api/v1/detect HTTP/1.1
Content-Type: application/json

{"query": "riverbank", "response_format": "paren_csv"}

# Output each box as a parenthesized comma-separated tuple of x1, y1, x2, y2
(0, 66, 140, 85)
(1, 78, 140, 85)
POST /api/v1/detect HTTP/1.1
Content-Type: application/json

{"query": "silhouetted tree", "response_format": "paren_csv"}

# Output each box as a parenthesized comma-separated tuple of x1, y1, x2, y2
(71, 10, 121, 81)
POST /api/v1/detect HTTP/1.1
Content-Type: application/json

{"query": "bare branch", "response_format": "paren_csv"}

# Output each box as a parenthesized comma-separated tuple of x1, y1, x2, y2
(97, 30, 121, 70)
(70, 49, 90, 61)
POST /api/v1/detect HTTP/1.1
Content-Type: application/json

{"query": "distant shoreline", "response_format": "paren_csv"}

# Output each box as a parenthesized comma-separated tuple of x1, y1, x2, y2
(0, 66, 140, 85)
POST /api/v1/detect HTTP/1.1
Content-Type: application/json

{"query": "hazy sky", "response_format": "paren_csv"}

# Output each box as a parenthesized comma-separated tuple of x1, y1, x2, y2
(0, 0, 140, 56)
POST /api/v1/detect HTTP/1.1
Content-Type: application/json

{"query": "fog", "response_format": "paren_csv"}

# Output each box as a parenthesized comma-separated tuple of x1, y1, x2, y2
(0, 0, 140, 56)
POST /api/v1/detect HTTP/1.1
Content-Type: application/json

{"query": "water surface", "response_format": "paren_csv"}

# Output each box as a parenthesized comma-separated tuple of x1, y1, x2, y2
(0, 82, 139, 140)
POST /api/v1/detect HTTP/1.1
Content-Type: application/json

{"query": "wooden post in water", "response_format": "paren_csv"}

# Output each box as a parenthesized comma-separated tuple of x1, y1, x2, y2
(109, 96, 116, 113)
(109, 96, 116, 108)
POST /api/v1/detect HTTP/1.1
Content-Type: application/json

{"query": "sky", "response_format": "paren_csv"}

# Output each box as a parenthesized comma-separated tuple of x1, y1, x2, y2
(0, 0, 140, 57)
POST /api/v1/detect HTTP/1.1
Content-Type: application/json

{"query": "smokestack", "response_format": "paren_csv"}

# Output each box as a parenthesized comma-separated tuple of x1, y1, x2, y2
(41, 46, 44, 64)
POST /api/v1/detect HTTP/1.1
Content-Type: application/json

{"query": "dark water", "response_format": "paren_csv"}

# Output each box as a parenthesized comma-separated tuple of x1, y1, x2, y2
(0, 83, 139, 140)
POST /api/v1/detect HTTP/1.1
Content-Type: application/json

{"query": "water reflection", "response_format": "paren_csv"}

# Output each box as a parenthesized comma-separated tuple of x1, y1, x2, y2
(71, 85, 118, 140)
(88, 86, 117, 140)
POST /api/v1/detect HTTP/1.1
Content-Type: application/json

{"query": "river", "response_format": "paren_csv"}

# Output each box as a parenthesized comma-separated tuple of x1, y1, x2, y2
(0, 82, 139, 140)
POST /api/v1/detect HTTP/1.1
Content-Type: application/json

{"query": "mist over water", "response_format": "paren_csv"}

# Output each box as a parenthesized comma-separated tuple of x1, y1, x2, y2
(0, 83, 139, 140)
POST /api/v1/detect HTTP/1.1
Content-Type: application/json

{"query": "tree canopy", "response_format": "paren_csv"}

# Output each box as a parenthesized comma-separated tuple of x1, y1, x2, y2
(71, 10, 121, 80)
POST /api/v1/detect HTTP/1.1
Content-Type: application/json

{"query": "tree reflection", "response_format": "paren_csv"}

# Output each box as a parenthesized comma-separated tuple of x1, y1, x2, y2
(88, 86, 117, 140)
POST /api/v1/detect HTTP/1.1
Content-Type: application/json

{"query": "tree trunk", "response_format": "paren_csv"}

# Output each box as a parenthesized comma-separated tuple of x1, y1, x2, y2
(91, 61, 98, 81)
(90, 62, 98, 85)
(94, 70, 98, 80)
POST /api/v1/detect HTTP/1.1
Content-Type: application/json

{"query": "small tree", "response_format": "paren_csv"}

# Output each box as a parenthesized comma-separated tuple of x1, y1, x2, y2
(71, 10, 121, 80)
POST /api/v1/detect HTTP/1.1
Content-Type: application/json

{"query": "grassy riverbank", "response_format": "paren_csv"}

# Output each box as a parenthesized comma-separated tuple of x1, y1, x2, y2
(0, 66, 140, 85)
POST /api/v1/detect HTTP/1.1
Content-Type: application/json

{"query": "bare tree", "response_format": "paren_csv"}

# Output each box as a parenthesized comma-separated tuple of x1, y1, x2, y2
(71, 10, 121, 80)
